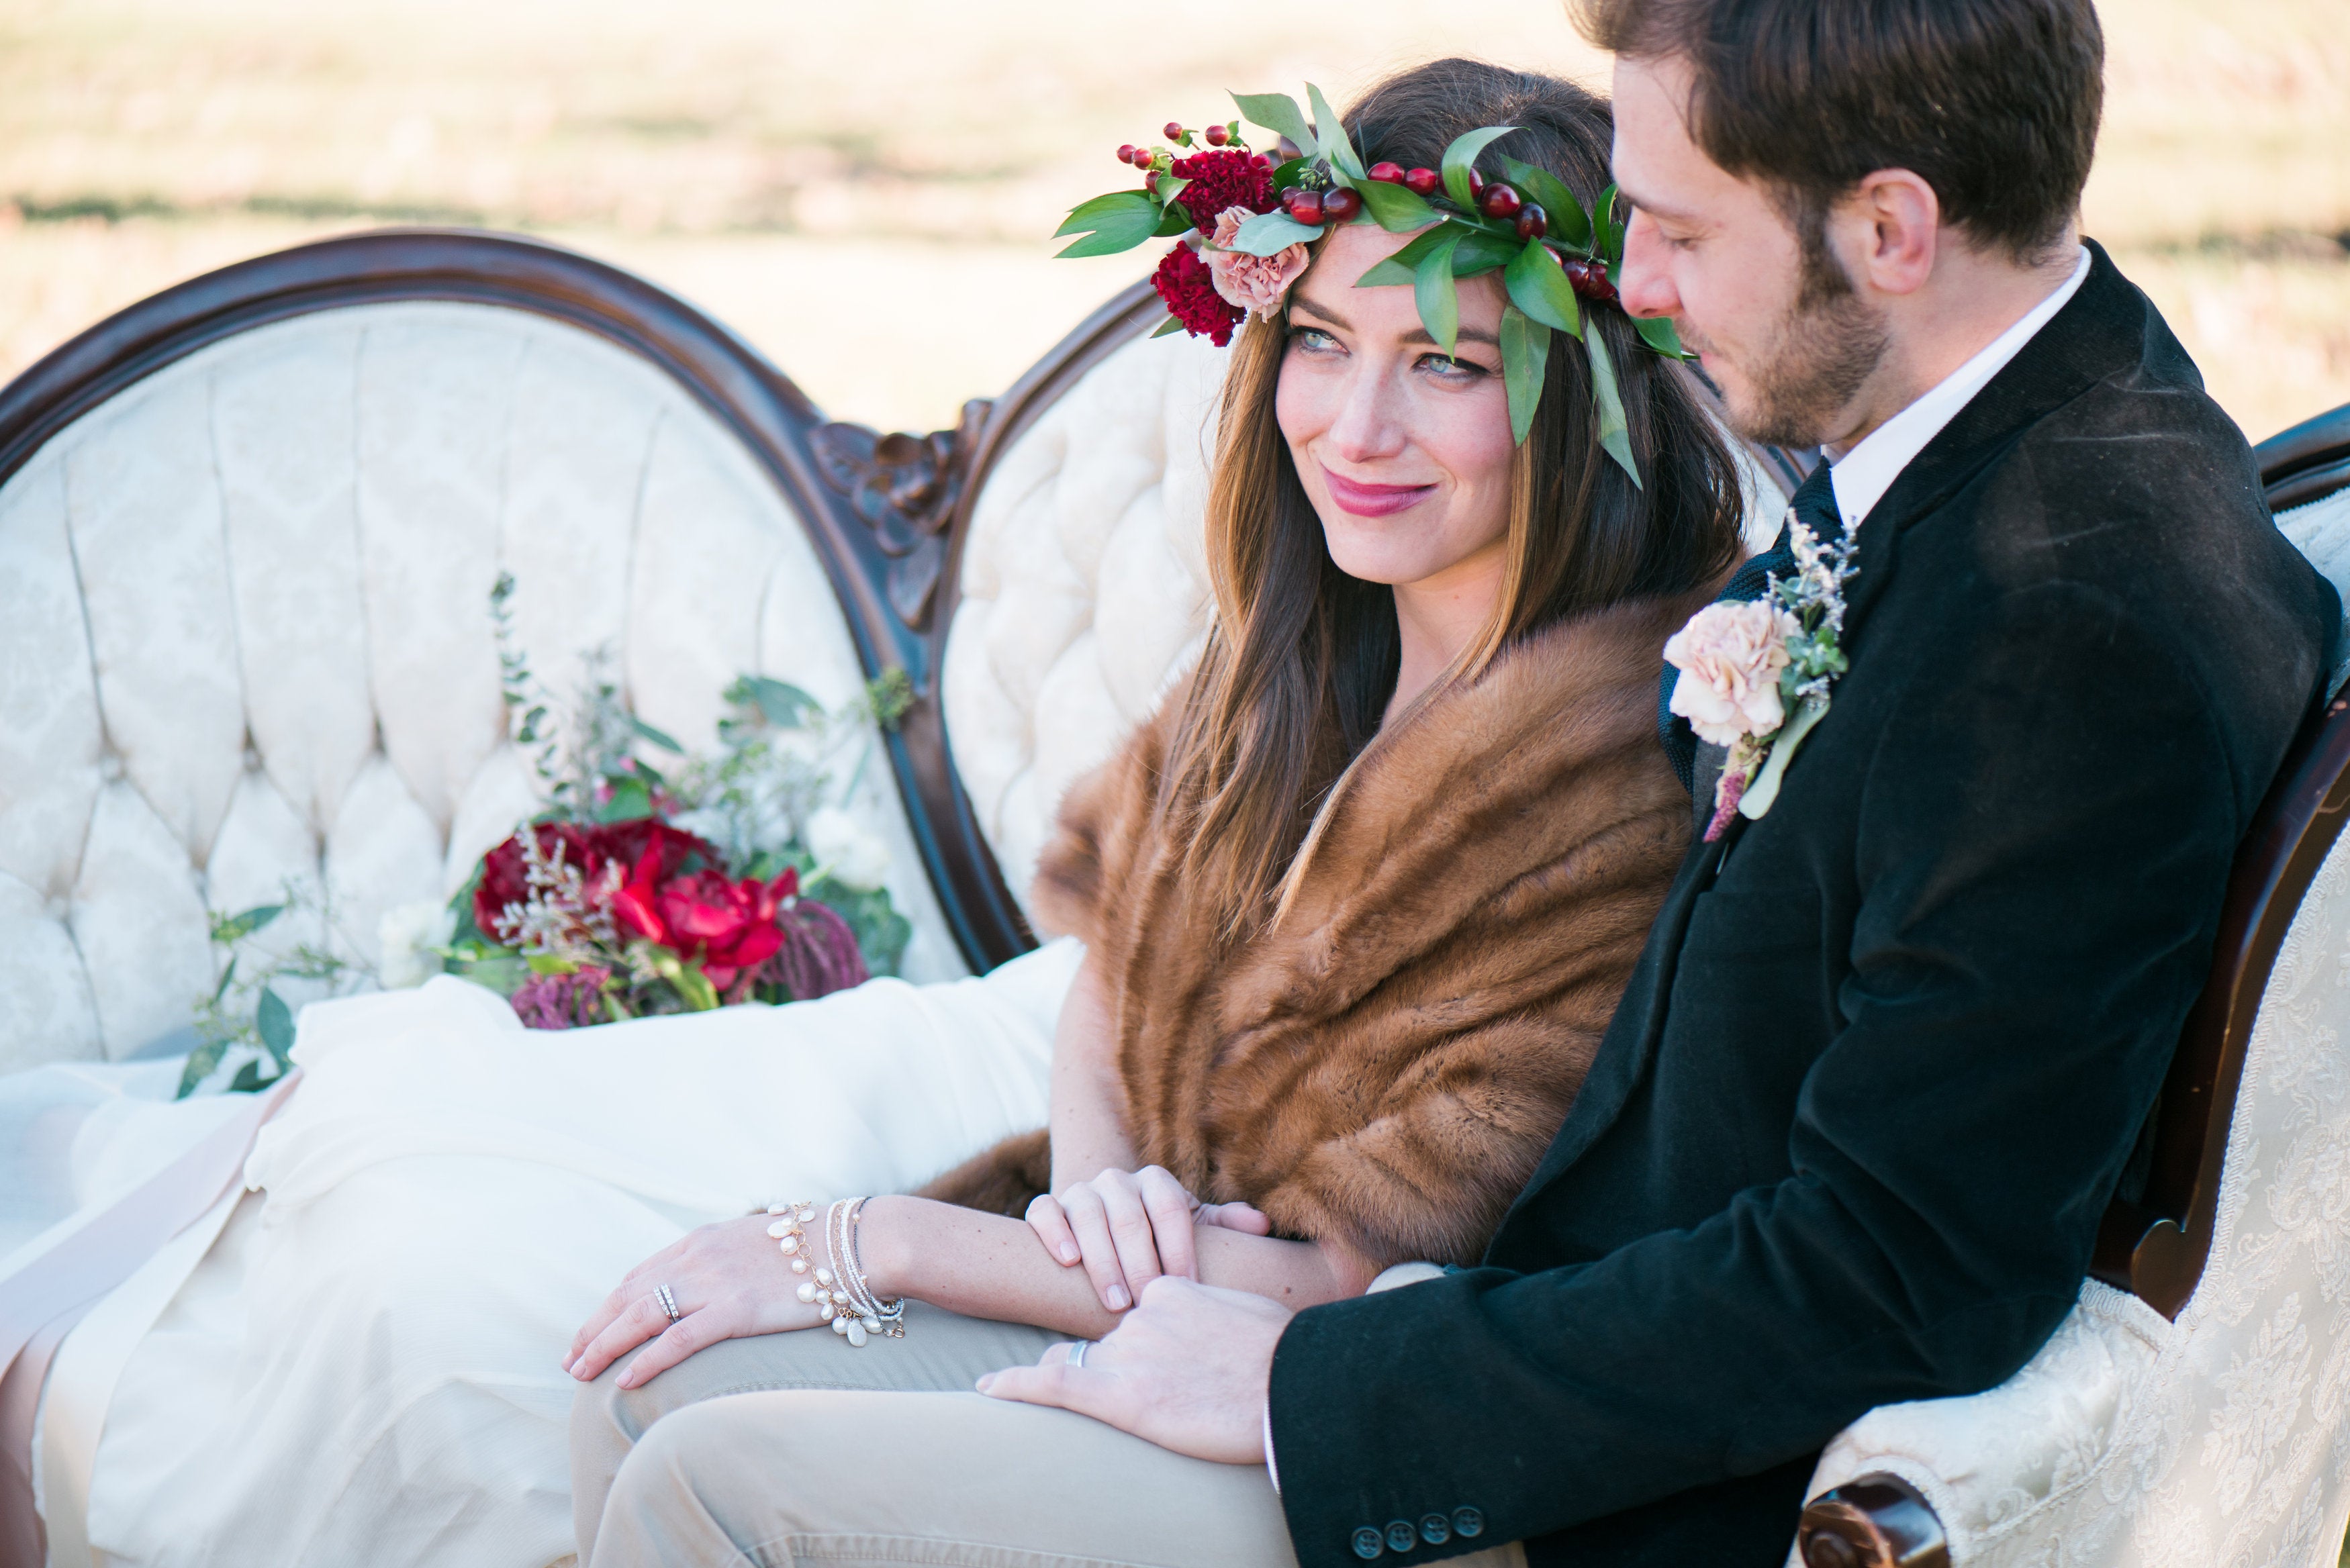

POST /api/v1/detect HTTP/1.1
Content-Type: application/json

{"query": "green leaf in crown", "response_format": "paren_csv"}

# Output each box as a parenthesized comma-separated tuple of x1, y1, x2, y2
(1054, 86, 1697, 488)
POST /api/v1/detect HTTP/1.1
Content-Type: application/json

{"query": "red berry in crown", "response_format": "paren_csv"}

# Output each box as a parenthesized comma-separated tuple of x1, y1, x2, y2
(1290, 190, 1326, 224)
(1466, 168, 1487, 200)
(1515, 203, 1548, 240)
(1320, 187, 1362, 222)
(1118, 144, 1137, 165)
(1564, 258, 1620, 305)
(1401, 166, 1440, 197)
(1164, 121, 1185, 141)
(1479, 183, 1521, 219)
(1205, 124, 1229, 146)
(1368, 161, 1405, 185)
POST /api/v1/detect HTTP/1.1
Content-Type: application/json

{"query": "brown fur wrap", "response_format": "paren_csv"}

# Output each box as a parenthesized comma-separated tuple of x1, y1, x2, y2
(919, 592, 1705, 1268)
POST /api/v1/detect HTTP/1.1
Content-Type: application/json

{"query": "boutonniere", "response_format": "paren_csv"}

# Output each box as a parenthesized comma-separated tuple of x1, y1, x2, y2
(1664, 520, 1859, 841)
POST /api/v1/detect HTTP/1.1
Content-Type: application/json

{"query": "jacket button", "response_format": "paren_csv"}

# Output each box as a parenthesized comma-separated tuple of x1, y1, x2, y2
(1419, 1514, 1451, 1545)
(1452, 1506, 1485, 1538)
(1386, 1521, 1417, 1553)
(1352, 1526, 1384, 1559)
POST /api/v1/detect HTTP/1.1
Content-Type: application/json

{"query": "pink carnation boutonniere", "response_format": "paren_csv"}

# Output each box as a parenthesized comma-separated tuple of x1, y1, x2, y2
(1665, 518, 1859, 841)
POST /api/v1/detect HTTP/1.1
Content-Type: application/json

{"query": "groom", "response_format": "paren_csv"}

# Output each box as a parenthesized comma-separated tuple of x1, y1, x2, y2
(590, 0, 2339, 1563)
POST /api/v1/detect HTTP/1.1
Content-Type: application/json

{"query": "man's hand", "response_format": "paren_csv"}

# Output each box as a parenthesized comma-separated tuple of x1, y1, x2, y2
(1026, 1165, 1272, 1312)
(976, 1275, 1290, 1465)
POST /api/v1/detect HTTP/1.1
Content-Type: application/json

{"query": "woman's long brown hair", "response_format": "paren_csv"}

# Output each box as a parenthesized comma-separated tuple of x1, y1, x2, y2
(1160, 58, 1745, 941)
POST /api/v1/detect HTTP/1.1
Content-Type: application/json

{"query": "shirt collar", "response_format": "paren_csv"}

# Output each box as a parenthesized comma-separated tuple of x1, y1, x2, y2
(1824, 245, 2092, 533)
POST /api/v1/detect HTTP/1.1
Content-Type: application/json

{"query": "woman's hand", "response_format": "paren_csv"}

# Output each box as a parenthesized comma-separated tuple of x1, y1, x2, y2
(1026, 1165, 1271, 1312)
(564, 1212, 822, 1389)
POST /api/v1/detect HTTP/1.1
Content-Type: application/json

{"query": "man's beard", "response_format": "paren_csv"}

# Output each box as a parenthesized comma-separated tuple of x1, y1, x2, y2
(1707, 227, 1890, 450)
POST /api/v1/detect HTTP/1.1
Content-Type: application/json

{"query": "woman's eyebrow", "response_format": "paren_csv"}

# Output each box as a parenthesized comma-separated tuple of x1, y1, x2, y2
(1295, 291, 1499, 351)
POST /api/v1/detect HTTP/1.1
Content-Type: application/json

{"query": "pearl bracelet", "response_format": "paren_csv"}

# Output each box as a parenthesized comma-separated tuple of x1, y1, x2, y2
(765, 1196, 906, 1347)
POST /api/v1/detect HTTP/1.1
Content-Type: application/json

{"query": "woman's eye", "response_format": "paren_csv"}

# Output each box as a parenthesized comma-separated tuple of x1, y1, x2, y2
(1416, 353, 1489, 381)
(1288, 326, 1342, 354)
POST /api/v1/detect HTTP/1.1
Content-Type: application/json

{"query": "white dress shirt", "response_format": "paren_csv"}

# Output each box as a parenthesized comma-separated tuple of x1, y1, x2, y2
(1825, 245, 2091, 532)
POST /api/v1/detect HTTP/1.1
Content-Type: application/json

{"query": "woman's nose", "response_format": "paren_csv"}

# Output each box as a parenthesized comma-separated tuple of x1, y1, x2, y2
(1323, 361, 1407, 462)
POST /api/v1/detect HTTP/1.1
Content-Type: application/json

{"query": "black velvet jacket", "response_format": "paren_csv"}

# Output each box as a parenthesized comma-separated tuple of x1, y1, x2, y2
(1266, 244, 2340, 1568)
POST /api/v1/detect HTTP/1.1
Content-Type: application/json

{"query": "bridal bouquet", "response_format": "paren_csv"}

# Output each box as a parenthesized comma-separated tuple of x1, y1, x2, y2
(183, 577, 914, 1093)
(424, 579, 915, 1026)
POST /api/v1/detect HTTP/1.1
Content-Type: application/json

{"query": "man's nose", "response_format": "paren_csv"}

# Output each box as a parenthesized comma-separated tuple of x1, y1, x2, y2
(1617, 209, 1680, 322)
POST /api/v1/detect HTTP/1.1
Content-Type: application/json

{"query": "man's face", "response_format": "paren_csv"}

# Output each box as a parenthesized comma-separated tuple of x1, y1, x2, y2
(1611, 54, 1887, 448)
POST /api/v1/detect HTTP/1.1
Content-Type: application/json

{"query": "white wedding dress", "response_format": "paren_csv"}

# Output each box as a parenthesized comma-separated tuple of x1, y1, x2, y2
(34, 940, 1081, 1568)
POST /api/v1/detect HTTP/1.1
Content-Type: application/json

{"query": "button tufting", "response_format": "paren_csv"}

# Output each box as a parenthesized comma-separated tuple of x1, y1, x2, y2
(1452, 1506, 1485, 1538)
(1385, 1521, 1417, 1554)
(1351, 1526, 1384, 1560)
(99, 754, 124, 783)
(1418, 1514, 1450, 1546)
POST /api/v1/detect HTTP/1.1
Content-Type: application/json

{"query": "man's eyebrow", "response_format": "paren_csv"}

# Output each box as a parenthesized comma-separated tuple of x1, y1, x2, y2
(1612, 179, 1693, 224)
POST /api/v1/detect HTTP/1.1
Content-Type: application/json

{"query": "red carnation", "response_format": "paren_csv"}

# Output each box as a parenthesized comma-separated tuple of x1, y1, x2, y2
(1153, 244, 1244, 346)
(1170, 147, 1276, 234)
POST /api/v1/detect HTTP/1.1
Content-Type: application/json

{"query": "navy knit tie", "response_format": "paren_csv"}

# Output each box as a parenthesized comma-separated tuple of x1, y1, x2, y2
(1659, 462, 1844, 793)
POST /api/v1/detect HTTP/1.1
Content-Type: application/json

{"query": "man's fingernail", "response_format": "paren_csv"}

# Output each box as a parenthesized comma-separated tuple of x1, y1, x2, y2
(1107, 1285, 1131, 1310)
(1059, 1243, 1080, 1264)
(975, 1374, 995, 1393)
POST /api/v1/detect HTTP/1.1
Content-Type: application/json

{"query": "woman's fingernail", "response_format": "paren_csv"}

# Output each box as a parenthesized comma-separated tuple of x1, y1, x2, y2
(1107, 1285, 1131, 1310)
(1059, 1243, 1080, 1264)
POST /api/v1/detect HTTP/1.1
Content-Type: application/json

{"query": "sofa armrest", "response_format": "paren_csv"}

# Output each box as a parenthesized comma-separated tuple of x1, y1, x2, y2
(1792, 1281, 2169, 1565)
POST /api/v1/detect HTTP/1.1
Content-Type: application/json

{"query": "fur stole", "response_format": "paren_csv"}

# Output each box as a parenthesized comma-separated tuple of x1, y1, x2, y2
(920, 591, 1705, 1268)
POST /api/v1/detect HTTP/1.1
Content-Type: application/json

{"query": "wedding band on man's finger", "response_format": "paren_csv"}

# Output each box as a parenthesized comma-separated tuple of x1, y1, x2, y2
(1067, 1339, 1092, 1369)
(655, 1283, 682, 1324)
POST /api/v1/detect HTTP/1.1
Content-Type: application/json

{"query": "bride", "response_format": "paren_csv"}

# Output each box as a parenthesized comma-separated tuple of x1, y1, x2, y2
(63, 58, 1744, 1568)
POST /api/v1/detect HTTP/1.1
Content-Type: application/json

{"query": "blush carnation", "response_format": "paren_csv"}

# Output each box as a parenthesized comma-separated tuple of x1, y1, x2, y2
(1205, 205, 1309, 320)
(1663, 598, 1798, 747)
(1170, 148, 1275, 234)
(1153, 244, 1245, 346)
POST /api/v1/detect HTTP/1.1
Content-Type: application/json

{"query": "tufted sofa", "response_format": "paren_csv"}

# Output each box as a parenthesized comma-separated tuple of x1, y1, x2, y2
(5, 230, 2349, 1568)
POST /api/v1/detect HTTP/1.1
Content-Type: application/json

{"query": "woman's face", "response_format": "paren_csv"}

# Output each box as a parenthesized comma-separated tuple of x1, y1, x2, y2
(1275, 222, 1517, 590)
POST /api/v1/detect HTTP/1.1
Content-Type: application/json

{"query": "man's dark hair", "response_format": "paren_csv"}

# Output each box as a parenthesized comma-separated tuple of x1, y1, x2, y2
(1574, 0, 2103, 261)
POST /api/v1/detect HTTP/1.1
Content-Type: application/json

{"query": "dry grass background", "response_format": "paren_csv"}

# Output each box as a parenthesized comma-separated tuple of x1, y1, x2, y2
(0, 0, 2343, 443)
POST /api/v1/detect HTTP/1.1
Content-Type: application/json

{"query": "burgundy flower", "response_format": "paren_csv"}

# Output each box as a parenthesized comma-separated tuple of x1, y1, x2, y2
(763, 897, 871, 1003)
(1170, 148, 1276, 234)
(1153, 244, 1245, 346)
(473, 818, 717, 940)
(509, 965, 612, 1029)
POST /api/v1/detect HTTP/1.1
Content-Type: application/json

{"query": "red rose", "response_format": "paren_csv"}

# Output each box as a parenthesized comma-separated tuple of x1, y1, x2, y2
(1153, 244, 1244, 346)
(1170, 147, 1276, 234)
(615, 857, 798, 992)
(473, 818, 717, 942)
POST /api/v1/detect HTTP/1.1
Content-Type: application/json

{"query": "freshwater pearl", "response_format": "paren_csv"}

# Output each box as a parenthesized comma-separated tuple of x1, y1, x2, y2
(798, 1207, 816, 1222)
(818, 1301, 835, 1321)
(790, 1258, 808, 1273)
(831, 1316, 850, 1335)
(767, 1220, 796, 1239)
(845, 1322, 869, 1347)
(860, 1316, 882, 1334)
(814, 1269, 834, 1286)
(779, 1235, 800, 1254)
(796, 1282, 818, 1303)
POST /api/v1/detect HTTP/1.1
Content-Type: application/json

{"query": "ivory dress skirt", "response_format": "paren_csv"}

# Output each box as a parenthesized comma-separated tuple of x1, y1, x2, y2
(36, 940, 1080, 1568)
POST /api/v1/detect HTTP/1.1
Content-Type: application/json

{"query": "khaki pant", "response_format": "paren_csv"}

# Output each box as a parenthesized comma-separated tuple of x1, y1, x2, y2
(573, 1301, 1523, 1568)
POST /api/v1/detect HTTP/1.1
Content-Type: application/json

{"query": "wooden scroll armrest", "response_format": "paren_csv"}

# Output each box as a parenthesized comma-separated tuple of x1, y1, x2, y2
(1797, 1474, 1949, 1568)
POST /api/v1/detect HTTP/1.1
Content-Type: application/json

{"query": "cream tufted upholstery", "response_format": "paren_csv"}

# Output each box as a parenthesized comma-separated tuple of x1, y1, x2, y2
(943, 331, 1228, 907)
(1793, 481, 2350, 1567)
(0, 301, 964, 1074)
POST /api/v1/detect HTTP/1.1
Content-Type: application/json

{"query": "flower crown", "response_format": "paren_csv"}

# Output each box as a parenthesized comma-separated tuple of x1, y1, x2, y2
(1056, 84, 1689, 487)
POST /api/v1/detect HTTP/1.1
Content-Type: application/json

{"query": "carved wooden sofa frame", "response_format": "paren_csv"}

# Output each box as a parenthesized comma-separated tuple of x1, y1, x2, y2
(5, 229, 2347, 1567)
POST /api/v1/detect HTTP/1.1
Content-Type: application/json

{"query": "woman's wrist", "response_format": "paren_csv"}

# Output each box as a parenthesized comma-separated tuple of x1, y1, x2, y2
(855, 1193, 922, 1302)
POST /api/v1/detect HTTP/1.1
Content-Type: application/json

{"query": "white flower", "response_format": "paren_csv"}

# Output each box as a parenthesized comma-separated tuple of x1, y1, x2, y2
(377, 899, 457, 989)
(1664, 599, 1799, 747)
(807, 805, 890, 891)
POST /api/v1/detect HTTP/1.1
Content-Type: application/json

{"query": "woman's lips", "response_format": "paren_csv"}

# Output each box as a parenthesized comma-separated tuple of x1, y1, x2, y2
(1320, 467, 1438, 518)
